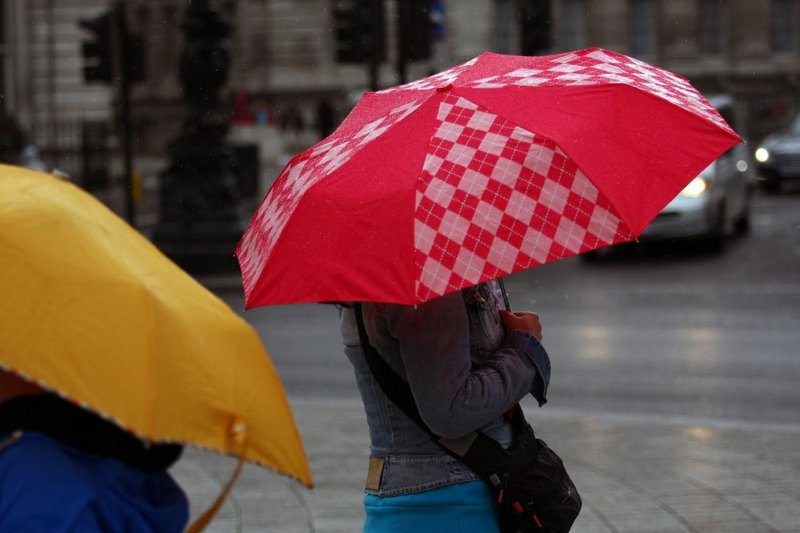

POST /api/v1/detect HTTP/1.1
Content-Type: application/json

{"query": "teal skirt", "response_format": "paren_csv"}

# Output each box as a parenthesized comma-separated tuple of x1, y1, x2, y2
(363, 480, 500, 532)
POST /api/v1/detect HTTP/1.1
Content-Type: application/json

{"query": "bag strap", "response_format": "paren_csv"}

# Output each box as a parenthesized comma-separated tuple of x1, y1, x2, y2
(353, 302, 435, 435)
(352, 302, 521, 459)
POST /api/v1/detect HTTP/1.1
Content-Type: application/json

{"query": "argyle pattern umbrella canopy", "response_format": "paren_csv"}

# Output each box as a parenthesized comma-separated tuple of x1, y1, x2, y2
(237, 48, 741, 307)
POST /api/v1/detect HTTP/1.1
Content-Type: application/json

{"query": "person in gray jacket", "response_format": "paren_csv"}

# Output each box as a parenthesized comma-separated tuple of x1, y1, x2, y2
(340, 280, 550, 532)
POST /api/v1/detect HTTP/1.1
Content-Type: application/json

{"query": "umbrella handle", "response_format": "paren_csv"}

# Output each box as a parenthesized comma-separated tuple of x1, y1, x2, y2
(497, 277, 511, 311)
(186, 420, 250, 532)
(185, 452, 246, 532)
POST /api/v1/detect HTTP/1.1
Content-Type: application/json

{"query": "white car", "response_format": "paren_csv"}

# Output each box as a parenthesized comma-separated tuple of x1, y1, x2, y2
(754, 112, 800, 193)
(637, 95, 755, 252)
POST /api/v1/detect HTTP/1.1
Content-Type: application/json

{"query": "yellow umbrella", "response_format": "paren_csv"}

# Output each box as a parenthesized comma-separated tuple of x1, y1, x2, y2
(0, 165, 312, 491)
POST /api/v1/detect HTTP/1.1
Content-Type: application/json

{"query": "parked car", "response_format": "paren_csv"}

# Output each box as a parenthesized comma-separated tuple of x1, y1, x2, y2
(754, 112, 800, 193)
(635, 95, 755, 253)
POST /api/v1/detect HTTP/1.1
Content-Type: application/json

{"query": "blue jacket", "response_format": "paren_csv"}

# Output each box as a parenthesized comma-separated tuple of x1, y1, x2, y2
(340, 281, 551, 496)
(0, 431, 188, 532)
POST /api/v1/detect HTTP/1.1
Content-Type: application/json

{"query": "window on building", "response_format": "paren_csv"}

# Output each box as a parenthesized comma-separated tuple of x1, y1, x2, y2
(772, 0, 799, 54)
(558, 0, 586, 51)
(698, 0, 724, 56)
(629, 0, 655, 59)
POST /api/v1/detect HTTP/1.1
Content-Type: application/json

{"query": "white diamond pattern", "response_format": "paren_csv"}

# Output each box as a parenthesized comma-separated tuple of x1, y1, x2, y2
(414, 94, 633, 301)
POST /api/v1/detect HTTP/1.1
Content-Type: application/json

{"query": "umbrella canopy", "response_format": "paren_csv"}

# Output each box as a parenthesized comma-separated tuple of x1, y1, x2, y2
(237, 48, 741, 307)
(0, 165, 312, 487)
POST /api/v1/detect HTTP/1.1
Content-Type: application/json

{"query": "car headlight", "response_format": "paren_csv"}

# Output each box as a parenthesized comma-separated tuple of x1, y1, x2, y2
(755, 147, 770, 163)
(680, 177, 709, 198)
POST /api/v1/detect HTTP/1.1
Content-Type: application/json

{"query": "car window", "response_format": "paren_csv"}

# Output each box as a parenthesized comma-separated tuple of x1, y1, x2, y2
(717, 106, 736, 132)
(716, 106, 738, 155)
(699, 162, 716, 176)
(789, 113, 800, 133)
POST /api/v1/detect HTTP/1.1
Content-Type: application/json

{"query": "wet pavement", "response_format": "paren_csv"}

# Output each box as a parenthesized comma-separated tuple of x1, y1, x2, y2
(173, 397, 800, 532)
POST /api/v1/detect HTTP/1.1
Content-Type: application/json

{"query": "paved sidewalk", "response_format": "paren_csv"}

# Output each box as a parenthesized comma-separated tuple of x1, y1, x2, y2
(172, 397, 800, 533)
(90, 177, 800, 532)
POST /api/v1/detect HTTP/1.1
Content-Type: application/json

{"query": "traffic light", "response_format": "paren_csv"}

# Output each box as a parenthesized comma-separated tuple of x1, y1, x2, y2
(520, 0, 551, 55)
(78, 6, 146, 85)
(79, 10, 114, 83)
(332, 0, 385, 64)
(399, 0, 433, 61)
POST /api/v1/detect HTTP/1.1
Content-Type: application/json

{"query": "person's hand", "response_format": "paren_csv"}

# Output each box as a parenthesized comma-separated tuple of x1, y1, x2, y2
(499, 310, 542, 342)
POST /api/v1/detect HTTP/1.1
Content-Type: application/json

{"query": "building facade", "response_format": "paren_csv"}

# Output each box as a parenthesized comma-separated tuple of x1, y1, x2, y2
(3, 0, 800, 185)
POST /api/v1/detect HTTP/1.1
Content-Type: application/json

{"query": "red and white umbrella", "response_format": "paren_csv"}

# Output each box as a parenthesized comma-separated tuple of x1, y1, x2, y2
(237, 48, 740, 307)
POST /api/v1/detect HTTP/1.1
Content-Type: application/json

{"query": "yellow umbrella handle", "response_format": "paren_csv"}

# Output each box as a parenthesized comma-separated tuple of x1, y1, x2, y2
(185, 420, 249, 533)
(185, 453, 246, 533)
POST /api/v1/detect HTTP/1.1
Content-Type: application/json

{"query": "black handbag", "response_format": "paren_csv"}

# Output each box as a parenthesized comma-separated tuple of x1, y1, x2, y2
(353, 303, 581, 533)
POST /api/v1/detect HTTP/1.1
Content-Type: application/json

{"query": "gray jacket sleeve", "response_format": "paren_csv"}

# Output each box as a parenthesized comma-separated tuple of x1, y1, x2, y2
(372, 291, 550, 439)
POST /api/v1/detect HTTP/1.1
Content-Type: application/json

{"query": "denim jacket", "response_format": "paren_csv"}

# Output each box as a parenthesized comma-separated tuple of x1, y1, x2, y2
(339, 281, 551, 496)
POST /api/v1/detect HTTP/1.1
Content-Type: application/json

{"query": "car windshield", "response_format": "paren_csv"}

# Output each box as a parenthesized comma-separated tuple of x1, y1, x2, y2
(699, 161, 716, 177)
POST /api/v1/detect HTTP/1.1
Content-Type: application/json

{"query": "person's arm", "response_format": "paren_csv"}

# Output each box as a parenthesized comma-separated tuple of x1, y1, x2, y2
(375, 292, 550, 439)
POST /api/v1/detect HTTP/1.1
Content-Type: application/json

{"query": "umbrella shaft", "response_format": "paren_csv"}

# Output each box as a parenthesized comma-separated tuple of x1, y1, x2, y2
(497, 278, 511, 311)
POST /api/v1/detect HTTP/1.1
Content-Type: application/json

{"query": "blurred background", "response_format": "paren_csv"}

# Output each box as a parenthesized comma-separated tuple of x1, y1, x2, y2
(3, 2, 800, 530)
(2, 0, 799, 233)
